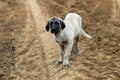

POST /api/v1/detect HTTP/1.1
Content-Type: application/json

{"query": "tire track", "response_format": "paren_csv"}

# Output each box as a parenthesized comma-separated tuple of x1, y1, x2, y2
(26, 0, 49, 80)
(26, 0, 46, 33)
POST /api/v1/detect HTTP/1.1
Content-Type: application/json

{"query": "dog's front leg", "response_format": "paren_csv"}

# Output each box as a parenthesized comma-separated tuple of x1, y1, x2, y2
(56, 44, 64, 64)
(62, 41, 73, 69)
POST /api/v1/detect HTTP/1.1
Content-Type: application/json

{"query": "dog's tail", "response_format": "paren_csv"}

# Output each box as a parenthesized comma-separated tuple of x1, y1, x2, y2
(77, 14, 92, 39)
(81, 28, 92, 39)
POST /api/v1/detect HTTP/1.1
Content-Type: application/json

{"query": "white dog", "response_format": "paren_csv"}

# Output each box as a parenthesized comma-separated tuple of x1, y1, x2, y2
(45, 13, 92, 69)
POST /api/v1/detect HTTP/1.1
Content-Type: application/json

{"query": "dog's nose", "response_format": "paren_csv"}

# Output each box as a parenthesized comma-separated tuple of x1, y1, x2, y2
(51, 29, 55, 33)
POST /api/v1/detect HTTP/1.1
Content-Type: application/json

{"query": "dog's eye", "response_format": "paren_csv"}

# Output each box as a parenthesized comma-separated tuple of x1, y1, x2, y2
(50, 22, 53, 25)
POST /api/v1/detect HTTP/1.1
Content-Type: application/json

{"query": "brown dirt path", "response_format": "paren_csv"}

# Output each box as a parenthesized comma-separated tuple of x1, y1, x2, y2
(15, 0, 120, 80)
(0, 0, 120, 80)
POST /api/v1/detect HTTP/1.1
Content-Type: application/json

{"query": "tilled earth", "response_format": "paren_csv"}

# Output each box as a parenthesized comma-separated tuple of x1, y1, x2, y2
(0, 0, 120, 80)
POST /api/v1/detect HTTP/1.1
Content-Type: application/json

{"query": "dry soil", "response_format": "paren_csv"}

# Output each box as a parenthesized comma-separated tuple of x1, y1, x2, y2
(0, 0, 120, 80)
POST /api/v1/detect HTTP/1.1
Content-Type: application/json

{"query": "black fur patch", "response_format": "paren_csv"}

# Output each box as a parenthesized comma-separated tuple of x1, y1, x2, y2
(60, 20, 65, 30)
(45, 22, 49, 31)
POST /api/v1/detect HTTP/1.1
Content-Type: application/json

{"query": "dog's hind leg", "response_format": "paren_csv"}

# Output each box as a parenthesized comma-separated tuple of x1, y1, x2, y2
(75, 35, 81, 55)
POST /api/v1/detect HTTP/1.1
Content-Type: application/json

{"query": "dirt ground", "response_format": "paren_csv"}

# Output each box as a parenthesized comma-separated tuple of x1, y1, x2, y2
(0, 0, 120, 80)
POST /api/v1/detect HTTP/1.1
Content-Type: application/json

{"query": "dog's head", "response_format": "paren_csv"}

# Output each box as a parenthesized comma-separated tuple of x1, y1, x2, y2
(45, 17, 65, 34)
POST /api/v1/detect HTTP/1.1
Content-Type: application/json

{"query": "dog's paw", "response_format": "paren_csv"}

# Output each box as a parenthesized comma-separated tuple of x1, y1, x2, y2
(62, 63, 69, 69)
(56, 61, 63, 65)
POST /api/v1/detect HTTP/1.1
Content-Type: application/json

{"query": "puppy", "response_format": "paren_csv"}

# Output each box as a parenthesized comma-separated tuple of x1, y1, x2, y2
(45, 13, 92, 69)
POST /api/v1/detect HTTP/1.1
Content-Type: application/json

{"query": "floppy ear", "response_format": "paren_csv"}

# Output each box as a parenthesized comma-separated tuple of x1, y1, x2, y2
(45, 22, 49, 31)
(60, 20, 65, 30)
